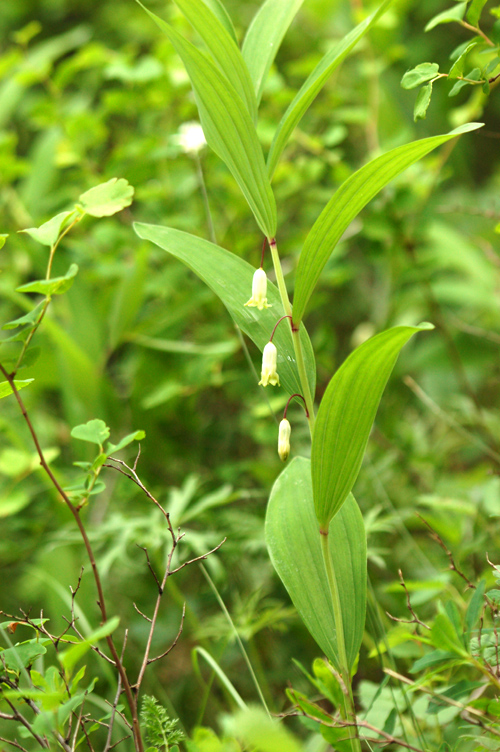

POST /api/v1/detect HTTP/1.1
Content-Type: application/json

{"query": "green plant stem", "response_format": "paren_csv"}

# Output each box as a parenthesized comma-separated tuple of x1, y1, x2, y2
(268, 238, 316, 433)
(200, 564, 271, 717)
(320, 531, 361, 752)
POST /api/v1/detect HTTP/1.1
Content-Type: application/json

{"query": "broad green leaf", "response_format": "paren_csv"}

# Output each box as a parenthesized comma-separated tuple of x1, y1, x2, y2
(202, 0, 237, 42)
(16, 263, 79, 296)
(173, 0, 257, 121)
(401, 62, 439, 90)
(409, 650, 460, 674)
(2, 301, 44, 330)
(449, 40, 481, 79)
(431, 614, 468, 656)
(106, 429, 146, 455)
(312, 324, 432, 531)
(242, 0, 304, 105)
(0, 379, 34, 400)
(71, 419, 110, 446)
(267, 0, 392, 178)
(20, 211, 75, 247)
(134, 223, 316, 398)
(137, 3, 276, 237)
(414, 82, 433, 121)
(292, 123, 483, 324)
(265, 457, 366, 671)
(59, 616, 120, 674)
(427, 681, 484, 715)
(77, 178, 134, 217)
(465, 580, 486, 636)
(467, 0, 488, 27)
(425, 2, 467, 32)
(0, 641, 47, 672)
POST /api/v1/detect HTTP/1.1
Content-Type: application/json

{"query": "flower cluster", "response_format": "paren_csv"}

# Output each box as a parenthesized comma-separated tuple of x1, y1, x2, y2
(245, 253, 308, 462)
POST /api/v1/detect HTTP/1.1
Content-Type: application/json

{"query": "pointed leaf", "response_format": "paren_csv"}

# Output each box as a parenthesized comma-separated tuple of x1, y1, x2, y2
(59, 616, 120, 674)
(138, 3, 276, 237)
(467, 0, 488, 27)
(465, 580, 486, 637)
(105, 429, 146, 456)
(414, 82, 433, 121)
(0, 234, 8, 249)
(20, 211, 75, 247)
(425, 2, 467, 31)
(134, 222, 316, 398)
(16, 263, 79, 296)
(2, 301, 45, 330)
(266, 457, 366, 671)
(202, 0, 237, 42)
(173, 0, 257, 121)
(267, 0, 392, 177)
(77, 178, 134, 217)
(71, 419, 110, 446)
(401, 62, 439, 90)
(242, 0, 304, 105)
(0, 379, 34, 400)
(312, 324, 433, 531)
(293, 123, 483, 324)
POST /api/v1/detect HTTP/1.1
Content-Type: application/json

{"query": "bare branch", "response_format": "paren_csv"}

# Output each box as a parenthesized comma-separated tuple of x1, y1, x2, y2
(147, 604, 186, 665)
(386, 569, 431, 630)
(169, 538, 226, 574)
(136, 546, 162, 593)
(133, 603, 152, 623)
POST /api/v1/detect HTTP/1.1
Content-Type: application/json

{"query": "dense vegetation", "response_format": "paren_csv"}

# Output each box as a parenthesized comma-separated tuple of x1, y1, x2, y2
(1, 0, 500, 750)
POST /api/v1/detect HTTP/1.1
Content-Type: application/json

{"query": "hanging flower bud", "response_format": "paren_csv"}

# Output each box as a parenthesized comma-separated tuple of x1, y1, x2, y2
(259, 342, 280, 387)
(245, 268, 271, 311)
(278, 418, 291, 461)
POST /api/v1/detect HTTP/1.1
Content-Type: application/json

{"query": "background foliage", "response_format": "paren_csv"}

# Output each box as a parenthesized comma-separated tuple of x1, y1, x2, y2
(1, 0, 500, 749)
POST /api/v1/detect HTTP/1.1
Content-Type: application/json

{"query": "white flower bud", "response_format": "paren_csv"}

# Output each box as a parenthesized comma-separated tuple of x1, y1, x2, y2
(176, 122, 206, 155)
(259, 342, 280, 387)
(244, 268, 271, 311)
(278, 419, 291, 461)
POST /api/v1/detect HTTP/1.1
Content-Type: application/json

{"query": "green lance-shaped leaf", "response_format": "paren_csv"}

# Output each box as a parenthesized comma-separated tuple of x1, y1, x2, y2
(312, 324, 433, 532)
(16, 263, 79, 297)
(0, 379, 34, 400)
(20, 211, 76, 247)
(137, 2, 277, 238)
(292, 123, 483, 325)
(267, 0, 392, 178)
(172, 0, 258, 122)
(266, 457, 366, 672)
(134, 223, 316, 399)
(467, 0, 488, 28)
(202, 0, 238, 42)
(425, 2, 467, 32)
(242, 0, 304, 105)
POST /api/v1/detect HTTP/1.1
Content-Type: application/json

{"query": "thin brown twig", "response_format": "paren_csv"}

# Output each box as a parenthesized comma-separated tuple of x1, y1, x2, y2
(0, 364, 143, 752)
(103, 631, 128, 752)
(386, 569, 431, 630)
(133, 603, 152, 623)
(147, 604, 186, 665)
(0, 737, 29, 752)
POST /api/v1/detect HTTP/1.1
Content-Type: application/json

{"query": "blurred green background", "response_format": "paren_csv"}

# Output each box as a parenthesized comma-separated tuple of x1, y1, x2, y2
(1, 0, 500, 745)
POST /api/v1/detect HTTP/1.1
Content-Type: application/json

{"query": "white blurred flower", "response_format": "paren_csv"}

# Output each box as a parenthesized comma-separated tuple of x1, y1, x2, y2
(245, 268, 271, 311)
(176, 121, 206, 155)
(259, 342, 279, 387)
(278, 419, 291, 461)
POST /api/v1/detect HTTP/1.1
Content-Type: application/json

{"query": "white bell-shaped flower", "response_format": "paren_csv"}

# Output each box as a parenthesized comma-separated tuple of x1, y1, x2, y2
(245, 268, 271, 311)
(258, 342, 279, 387)
(278, 418, 291, 461)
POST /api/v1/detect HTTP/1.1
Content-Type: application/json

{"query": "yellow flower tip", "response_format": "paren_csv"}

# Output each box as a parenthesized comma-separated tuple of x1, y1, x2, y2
(278, 418, 291, 462)
(258, 341, 280, 387)
(244, 268, 272, 310)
